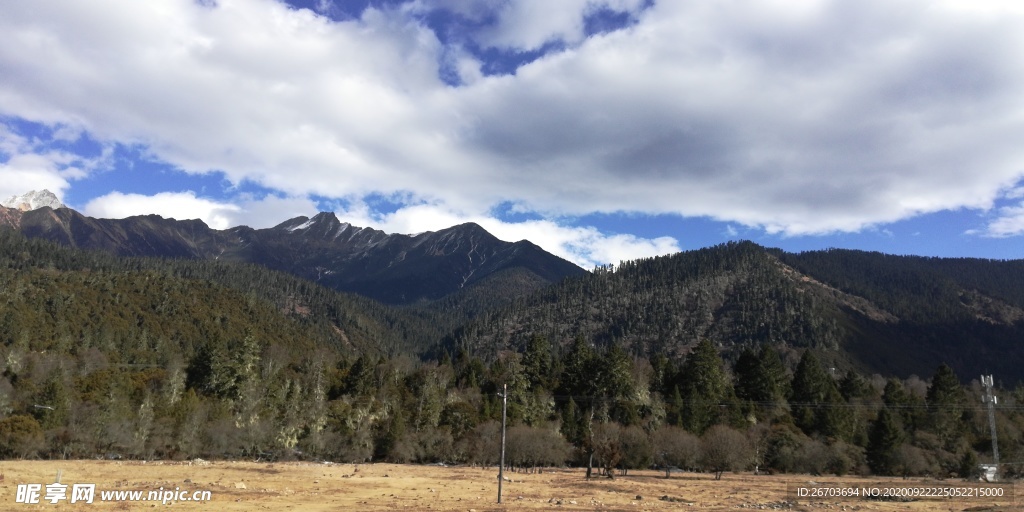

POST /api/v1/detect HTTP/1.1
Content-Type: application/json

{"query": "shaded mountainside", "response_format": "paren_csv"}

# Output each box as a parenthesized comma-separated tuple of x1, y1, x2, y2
(3, 206, 585, 306)
(16, 207, 236, 259)
(245, 213, 584, 304)
(774, 248, 1024, 380)
(448, 241, 1024, 383)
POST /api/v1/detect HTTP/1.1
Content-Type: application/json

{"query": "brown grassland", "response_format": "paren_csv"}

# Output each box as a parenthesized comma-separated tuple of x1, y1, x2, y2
(0, 460, 1017, 511)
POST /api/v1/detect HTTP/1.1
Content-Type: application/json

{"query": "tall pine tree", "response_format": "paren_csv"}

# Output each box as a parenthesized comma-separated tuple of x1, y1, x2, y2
(677, 339, 729, 434)
(867, 408, 904, 475)
(789, 351, 851, 440)
(925, 363, 966, 450)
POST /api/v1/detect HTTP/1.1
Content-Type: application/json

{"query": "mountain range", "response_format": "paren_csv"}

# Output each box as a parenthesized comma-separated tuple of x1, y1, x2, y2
(3, 191, 1024, 382)
(0, 198, 584, 305)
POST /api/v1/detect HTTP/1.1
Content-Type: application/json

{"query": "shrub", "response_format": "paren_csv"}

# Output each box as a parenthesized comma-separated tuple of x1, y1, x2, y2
(0, 415, 44, 459)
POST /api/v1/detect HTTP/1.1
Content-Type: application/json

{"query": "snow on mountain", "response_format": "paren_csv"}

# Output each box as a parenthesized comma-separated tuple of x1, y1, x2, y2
(1, 190, 65, 211)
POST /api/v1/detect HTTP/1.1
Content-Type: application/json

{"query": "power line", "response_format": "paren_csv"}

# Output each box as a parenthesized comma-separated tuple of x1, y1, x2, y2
(327, 392, 1024, 412)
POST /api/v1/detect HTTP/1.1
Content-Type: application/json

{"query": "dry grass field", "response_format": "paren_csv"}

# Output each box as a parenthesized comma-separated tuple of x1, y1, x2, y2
(0, 460, 1017, 511)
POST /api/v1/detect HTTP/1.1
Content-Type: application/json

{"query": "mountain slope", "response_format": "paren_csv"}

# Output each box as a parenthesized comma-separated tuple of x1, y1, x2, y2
(0, 226, 440, 357)
(18, 207, 234, 258)
(1, 206, 585, 305)
(449, 241, 1024, 382)
(235, 213, 584, 304)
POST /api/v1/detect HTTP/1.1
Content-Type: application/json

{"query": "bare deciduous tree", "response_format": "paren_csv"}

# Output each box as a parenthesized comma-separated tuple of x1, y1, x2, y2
(507, 424, 570, 472)
(700, 425, 751, 480)
(652, 425, 700, 478)
(591, 422, 621, 478)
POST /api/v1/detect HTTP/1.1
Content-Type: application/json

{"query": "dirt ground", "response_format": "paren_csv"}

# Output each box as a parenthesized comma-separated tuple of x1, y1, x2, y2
(0, 460, 1016, 511)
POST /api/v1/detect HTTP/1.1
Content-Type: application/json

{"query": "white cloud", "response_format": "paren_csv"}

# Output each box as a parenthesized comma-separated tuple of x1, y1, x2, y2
(231, 194, 320, 229)
(972, 203, 1024, 238)
(1, 0, 1024, 239)
(476, 0, 595, 50)
(0, 123, 103, 202)
(314, 0, 334, 16)
(84, 191, 241, 229)
(0, 154, 71, 201)
(83, 190, 318, 230)
(335, 202, 680, 267)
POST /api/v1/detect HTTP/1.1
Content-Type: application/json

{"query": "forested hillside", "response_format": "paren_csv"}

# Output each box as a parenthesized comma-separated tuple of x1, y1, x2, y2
(0, 228, 453, 356)
(448, 242, 844, 361)
(449, 241, 1024, 382)
(775, 248, 1024, 323)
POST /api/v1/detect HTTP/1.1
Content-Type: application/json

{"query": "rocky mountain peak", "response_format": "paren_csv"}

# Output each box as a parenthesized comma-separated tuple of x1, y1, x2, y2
(1, 189, 65, 211)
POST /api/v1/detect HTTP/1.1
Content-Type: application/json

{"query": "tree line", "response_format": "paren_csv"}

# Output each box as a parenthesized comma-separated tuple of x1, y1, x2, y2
(2, 323, 1021, 480)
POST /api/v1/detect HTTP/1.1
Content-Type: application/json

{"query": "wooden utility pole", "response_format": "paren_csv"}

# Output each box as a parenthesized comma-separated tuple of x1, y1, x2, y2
(497, 383, 507, 504)
(982, 374, 1000, 479)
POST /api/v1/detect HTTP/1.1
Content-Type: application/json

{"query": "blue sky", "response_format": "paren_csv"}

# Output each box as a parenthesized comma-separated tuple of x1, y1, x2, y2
(2, 0, 1024, 266)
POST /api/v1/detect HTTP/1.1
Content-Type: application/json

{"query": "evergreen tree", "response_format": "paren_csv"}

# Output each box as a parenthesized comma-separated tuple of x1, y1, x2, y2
(790, 351, 830, 434)
(881, 378, 909, 406)
(560, 337, 598, 403)
(678, 339, 729, 434)
(926, 364, 964, 405)
(344, 356, 376, 397)
(789, 351, 851, 440)
(818, 382, 854, 441)
(375, 399, 408, 461)
(34, 374, 70, 430)
(881, 378, 922, 430)
(958, 449, 980, 479)
(734, 345, 788, 420)
(560, 398, 582, 446)
(733, 348, 761, 402)
(925, 363, 966, 450)
(839, 370, 871, 401)
(488, 353, 533, 424)
(522, 334, 553, 390)
(454, 347, 485, 390)
(667, 385, 684, 427)
(186, 340, 234, 398)
(600, 343, 634, 403)
(867, 408, 904, 475)
(758, 345, 790, 401)
(649, 353, 674, 395)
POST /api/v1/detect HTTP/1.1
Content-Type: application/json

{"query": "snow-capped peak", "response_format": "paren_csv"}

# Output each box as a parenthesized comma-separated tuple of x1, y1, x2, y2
(1, 189, 65, 211)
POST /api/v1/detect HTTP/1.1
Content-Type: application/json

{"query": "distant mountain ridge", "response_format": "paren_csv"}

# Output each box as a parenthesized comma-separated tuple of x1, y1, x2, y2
(252, 212, 584, 303)
(0, 202, 585, 305)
